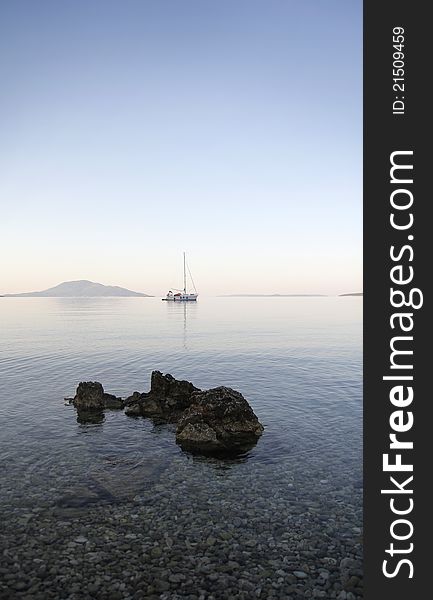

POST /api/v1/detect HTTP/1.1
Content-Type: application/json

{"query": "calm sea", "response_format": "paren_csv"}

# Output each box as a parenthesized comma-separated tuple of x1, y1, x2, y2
(0, 296, 362, 596)
(0, 296, 361, 460)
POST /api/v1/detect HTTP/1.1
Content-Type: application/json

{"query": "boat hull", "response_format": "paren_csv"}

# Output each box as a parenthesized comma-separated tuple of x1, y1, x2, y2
(163, 294, 198, 302)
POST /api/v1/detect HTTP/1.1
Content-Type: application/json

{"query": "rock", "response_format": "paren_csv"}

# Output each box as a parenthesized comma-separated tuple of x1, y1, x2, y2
(150, 546, 162, 558)
(293, 571, 308, 579)
(125, 391, 141, 402)
(317, 570, 330, 585)
(102, 393, 124, 409)
(74, 535, 88, 544)
(72, 381, 124, 415)
(125, 371, 200, 421)
(339, 557, 361, 588)
(68, 373, 265, 458)
(73, 382, 105, 411)
(124, 392, 141, 415)
(87, 455, 170, 502)
(88, 582, 100, 594)
(150, 370, 199, 401)
(169, 573, 185, 583)
(175, 386, 263, 455)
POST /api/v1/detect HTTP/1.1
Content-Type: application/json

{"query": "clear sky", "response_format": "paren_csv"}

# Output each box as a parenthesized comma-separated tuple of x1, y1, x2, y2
(1, 0, 362, 296)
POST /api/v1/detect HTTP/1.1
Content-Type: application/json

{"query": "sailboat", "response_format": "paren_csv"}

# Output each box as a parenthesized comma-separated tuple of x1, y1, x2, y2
(162, 252, 198, 301)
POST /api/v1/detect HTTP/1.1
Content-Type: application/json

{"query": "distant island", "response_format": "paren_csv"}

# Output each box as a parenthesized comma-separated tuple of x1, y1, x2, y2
(219, 294, 327, 297)
(2, 280, 152, 298)
(339, 293, 363, 297)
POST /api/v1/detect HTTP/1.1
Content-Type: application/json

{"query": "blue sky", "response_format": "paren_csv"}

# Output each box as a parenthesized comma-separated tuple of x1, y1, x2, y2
(0, 0, 362, 295)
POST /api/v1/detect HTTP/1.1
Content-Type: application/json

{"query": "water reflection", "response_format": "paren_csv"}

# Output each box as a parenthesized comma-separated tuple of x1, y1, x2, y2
(164, 299, 198, 349)
(176, 436, 260, 460)
(76, 410, 105, 425)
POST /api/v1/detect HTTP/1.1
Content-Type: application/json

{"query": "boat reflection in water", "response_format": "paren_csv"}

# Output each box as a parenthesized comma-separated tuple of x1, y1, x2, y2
(165, 294, 198, 350)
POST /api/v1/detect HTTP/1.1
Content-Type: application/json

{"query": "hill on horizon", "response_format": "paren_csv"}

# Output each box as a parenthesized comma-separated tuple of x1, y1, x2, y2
(2, 280, 152, 297)
(339, 292, 363, 297)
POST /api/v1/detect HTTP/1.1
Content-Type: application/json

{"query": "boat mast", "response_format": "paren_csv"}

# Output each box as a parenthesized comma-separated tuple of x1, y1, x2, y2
(183, 252, 186, 294)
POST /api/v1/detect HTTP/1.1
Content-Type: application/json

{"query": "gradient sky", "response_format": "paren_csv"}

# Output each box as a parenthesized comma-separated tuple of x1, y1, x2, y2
(1, 0, 362, 296)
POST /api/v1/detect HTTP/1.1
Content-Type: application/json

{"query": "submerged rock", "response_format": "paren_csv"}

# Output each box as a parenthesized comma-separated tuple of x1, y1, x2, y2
(175, 386, 264, 455)
(125, 371, 200, 421)
(72, 382, 124, 415)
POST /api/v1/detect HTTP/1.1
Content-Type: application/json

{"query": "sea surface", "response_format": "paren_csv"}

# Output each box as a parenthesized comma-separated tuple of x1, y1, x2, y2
(0, 297, 363, 599)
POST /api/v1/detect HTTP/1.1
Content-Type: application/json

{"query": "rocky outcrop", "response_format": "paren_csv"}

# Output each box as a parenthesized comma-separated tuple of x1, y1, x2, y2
(175, 386, 264, 455)
(67, 373, 264, 456)
(102, 392, 124, 410)
(124, 371, 200, 421)
(72, 382, 124, 412)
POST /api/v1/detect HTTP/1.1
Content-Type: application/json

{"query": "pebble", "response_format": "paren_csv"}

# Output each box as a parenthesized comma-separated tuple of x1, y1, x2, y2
(0, 427, 363, 600)
(294, 571, 308, 579)
(74, 535, 88, 544)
